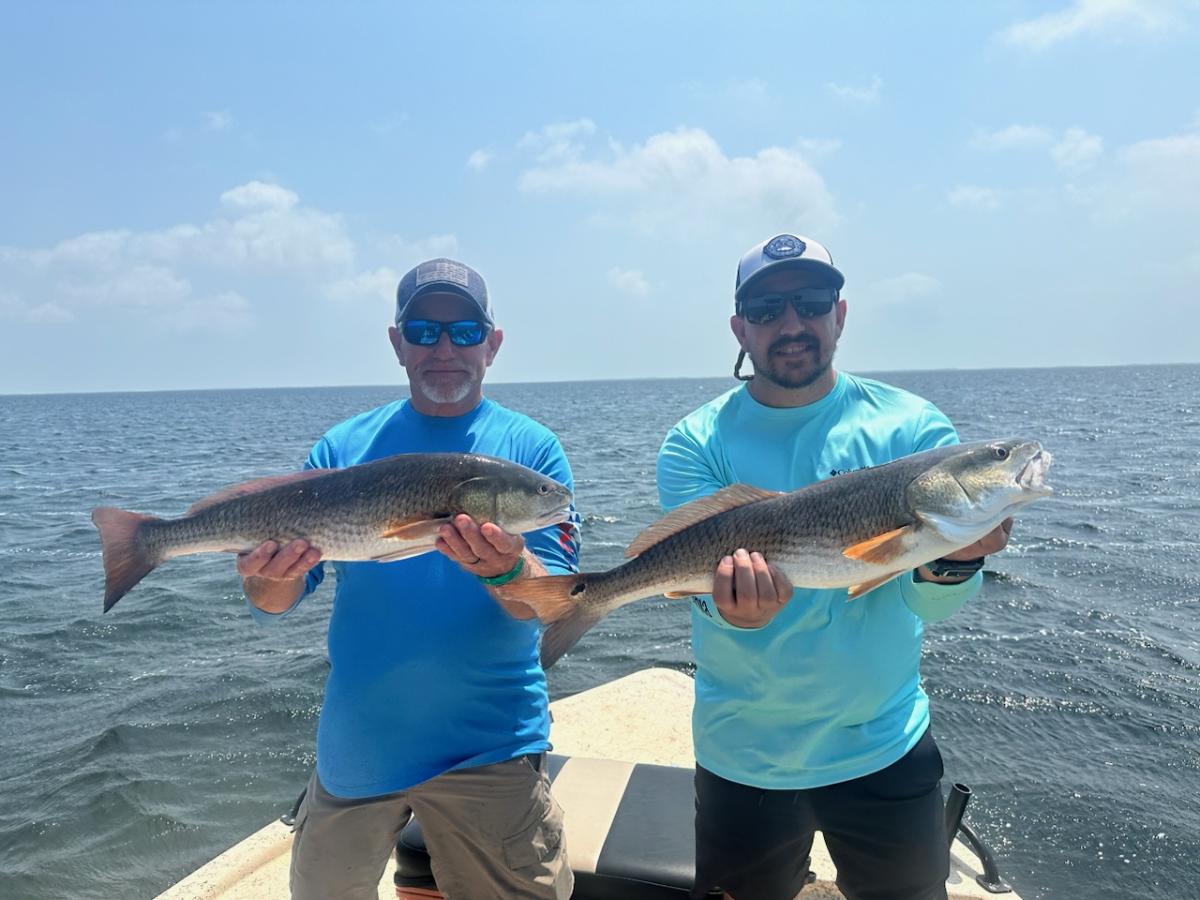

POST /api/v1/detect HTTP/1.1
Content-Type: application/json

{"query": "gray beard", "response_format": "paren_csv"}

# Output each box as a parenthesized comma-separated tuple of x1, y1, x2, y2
(413, 372, 474, 405)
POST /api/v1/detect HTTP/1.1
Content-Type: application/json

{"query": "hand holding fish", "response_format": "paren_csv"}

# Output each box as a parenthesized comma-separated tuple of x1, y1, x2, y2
(436, 514, 525, 578)
(237, 539, 324, 614)
(941, 516, 1014, 560)
(712, 549, 795, 629)
(437, 514, 545, 621)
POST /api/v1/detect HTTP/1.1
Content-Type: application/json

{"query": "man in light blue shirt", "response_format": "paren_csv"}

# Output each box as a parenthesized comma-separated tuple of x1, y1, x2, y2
(658, 234, 1014, 900)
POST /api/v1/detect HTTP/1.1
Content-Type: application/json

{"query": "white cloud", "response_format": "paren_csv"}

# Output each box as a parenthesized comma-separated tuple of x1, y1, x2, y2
(0, 182, 366, 332)
(377, 233, 459, 266)
(518, 125, 837, 237)
(1052, 127, 1104, 172)
(467, 149, 493, 171)
(1000, 0, 1175, 51)
(607, 267, 650, 297)
(518, 119, 598, 163)
(165, 291, 253, 334)
(220, 181, 298, 212)
(795, 138, 843, 158)
(326, 266, 400, 305)
(27, 301, 75, 324)
(948, 185, 1004, 211)
(204, 110, 233, 132)
(971, 125, 1055, 151)
(1116, 132, 1200, 210)
(826, 75, 882, 103)
(864, 273, 942, 306)
(59, 264, 191, 308)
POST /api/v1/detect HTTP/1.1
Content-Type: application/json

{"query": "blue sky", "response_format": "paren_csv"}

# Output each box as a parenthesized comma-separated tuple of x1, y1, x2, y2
(2, 1, 1198, 394)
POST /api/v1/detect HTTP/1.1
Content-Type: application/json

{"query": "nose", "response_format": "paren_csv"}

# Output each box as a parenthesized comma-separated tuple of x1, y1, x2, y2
(773, 300, 812, 335)
(430, 331, 459, 357)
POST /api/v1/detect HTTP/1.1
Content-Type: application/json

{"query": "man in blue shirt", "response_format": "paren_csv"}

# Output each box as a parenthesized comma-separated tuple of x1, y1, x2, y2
(657, 235, 1014, 900)
(237, 259, 579, 900)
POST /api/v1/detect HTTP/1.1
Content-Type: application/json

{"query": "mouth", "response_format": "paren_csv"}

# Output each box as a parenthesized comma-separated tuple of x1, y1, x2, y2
(535, 507, 571, 527)
(421, 367, 469, 378)
(1016, 450, 1053, 495)
(771, 340, 817, 358)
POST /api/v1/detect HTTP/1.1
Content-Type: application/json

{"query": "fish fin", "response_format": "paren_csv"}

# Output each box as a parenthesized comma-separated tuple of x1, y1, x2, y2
(847, 571, 905, 600)
(842, 525, 915, 565)
(494, 574, 589, 624)
(91, 507, 162, 612)
(379, 517, 454, 541)
(494, 574, 603, 669)
(371, 544, 438, 562)
(663, 590, 699, 599)
(186, 469, 331, 515)
(625, 484, 781, 558)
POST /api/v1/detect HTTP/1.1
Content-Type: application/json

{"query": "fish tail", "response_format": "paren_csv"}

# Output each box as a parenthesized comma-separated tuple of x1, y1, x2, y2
(496, 573, 610, 669)
(91, 507, 162, 612)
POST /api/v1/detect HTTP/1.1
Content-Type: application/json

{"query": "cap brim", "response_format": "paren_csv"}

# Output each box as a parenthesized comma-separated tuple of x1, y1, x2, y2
(735, 258, 845, 299)
(398, 282, 492, 323)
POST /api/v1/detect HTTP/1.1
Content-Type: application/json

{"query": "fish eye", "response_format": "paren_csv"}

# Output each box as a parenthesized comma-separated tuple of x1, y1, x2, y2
(538, 483, 550, 494)
(992, 446, 1009, 460)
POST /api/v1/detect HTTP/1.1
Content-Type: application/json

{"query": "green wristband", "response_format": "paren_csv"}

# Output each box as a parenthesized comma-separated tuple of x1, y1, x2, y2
(478, 555, 525, 586)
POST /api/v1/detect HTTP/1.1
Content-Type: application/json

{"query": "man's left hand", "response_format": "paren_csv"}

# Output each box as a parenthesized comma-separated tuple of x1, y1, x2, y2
(942, 516, 1015, 561)
(436, 514, 525, 579)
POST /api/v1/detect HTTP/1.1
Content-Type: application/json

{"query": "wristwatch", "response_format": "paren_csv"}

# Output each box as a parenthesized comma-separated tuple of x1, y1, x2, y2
(913, 555, 986, 582)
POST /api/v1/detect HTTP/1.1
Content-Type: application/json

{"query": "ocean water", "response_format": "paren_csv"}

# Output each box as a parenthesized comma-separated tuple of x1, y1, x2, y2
(1, 365, 1198, 900)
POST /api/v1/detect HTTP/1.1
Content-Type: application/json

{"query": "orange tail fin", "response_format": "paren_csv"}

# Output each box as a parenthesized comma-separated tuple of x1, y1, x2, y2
(496, 573, 606, 669)
(91, 507, 161, 612)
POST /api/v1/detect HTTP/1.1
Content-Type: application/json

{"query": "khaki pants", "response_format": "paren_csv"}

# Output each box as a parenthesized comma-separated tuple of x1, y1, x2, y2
(289, 754, 572, 900)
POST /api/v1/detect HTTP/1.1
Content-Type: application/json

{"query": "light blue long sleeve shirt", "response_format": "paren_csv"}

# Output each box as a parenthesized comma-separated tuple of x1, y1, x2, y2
(657, 373, 981, 790)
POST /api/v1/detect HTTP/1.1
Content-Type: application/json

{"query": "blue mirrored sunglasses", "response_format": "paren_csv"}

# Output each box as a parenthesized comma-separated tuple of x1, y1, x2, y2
(400, 319, 490, 347)
(738, 289, 838, 325)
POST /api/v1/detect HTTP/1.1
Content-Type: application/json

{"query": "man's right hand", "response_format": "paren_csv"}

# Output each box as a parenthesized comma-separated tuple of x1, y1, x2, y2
(711, 548, 793, 629)
(238, 539, 322, 613)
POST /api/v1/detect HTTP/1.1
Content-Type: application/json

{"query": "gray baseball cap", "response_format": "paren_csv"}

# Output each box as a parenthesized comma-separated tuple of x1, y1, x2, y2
(734, 234, 845, 301)
(395, 258, 493, 325)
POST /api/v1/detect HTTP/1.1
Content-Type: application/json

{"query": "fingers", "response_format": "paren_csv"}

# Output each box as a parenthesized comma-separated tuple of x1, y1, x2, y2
(944, 517, 1017, 561)
(768, 563, 794, 600)
(712, 555, 736, 607)
(237, 539, 321, 580)
(712, 549, 790, 628)
(733, 548, 758, 605)
(436, 514, 524, 576)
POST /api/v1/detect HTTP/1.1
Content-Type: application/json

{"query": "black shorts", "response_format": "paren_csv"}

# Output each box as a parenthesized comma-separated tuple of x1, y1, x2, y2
(691, 728, 949, 900)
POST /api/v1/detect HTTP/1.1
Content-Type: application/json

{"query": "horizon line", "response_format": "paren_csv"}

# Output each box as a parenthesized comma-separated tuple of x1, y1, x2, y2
(2, 359, 1197, 400)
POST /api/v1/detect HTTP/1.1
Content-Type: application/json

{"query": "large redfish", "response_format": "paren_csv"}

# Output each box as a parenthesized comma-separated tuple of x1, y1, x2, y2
(500, 439, 1052, 668)
(92, 453, 572, 611)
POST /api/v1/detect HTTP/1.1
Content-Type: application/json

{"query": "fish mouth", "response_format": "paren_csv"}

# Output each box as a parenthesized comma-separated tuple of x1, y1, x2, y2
(534, 507, 572, 527)
(1016, 449, 1053, 495)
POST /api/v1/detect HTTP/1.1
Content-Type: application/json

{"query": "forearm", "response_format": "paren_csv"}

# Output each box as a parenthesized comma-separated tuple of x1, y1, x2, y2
(487, 549, 548, 620)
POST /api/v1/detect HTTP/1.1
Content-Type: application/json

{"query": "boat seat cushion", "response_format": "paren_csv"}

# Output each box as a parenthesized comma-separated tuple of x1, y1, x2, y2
(394, 753, 721, 899)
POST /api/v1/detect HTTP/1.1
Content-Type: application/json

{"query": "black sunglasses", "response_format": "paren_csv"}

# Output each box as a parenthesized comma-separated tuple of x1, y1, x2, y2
(400, 319, 490, 347)
(738, 289, 838, 325)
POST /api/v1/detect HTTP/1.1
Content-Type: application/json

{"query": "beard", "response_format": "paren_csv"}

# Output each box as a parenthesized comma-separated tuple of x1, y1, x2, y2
(751, 335, 834, 390)
(412, 368, 476, 404)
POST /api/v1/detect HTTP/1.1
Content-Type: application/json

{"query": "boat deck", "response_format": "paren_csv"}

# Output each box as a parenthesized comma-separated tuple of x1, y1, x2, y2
(155, 668, 1019, 899)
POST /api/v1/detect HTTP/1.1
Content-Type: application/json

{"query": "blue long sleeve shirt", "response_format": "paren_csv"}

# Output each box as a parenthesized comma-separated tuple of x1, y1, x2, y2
(249, 398, 580, 798)
(657, 373, 980, 790)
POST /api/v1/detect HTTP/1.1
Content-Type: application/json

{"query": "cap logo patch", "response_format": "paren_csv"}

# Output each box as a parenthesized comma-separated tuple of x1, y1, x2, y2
(763, 235, 806, 260)
(415, 260, 470, 288)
